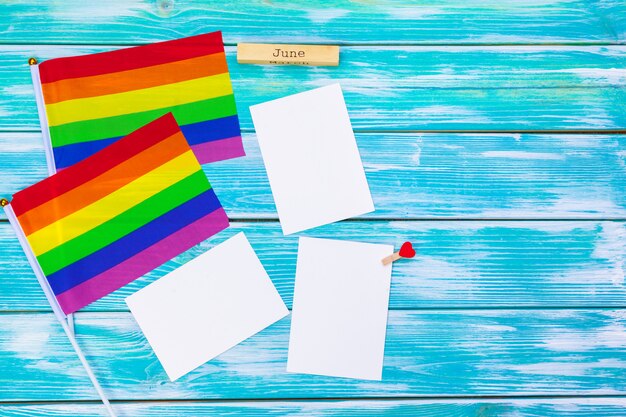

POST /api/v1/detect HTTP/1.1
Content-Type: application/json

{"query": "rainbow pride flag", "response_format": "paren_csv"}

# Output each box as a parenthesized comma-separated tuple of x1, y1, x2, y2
(4, 113, 230, 315)
(31, 31, 244, 173)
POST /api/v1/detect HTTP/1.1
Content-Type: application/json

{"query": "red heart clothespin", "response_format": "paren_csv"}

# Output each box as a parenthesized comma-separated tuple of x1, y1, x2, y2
(382, 241, 415, 265)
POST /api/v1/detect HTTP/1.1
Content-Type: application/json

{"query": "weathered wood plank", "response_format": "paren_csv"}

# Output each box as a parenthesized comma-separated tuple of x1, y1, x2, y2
(1, 221, 625, 311)
(2, 132, 626, 220)
(1, 46, 625, 131)
(0, 310, 624, 400)
(0, 0, 624, 45)
(3, 398, 626, 417)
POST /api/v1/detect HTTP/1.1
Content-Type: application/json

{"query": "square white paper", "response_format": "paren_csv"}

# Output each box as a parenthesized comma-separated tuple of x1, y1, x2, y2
(250, 84, 374, 235)
(287, 237, 394, 380)
(125, 232, 289, 381)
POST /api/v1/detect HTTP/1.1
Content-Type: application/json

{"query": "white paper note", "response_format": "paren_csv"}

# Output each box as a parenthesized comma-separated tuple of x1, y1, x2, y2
(287, 237, 394, 380)
(250, 84, 374, 235)
(126, 232, 289, 381)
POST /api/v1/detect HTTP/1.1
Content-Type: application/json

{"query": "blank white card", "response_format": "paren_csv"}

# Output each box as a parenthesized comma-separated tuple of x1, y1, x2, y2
(126, 232, 288, 381)
(250, 84, 374, 235)
(287, 237, 394, 380)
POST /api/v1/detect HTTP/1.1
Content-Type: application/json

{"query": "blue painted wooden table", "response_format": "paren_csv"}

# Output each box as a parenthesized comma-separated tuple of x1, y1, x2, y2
(1, 1, 626, 416)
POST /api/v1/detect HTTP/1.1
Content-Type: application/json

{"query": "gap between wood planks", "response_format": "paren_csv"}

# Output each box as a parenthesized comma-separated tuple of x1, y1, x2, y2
(0, 42, 625, 47)
(2, 219, 626, 223)
(2, 394, 626, 405)
(2, 306, 625, 314)
(3, 219, 626, 223)
(3, 129, 626, 134)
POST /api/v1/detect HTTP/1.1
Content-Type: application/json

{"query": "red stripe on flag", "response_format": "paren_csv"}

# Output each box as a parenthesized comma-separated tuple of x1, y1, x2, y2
(11, 113, 181, 217)
(39, 31, 224, 84)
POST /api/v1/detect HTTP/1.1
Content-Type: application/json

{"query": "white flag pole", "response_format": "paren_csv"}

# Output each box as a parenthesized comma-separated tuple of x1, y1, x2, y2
(3, 201, 116, 417)
(29, 61, 56, 178)
(28, 60, 76, 336)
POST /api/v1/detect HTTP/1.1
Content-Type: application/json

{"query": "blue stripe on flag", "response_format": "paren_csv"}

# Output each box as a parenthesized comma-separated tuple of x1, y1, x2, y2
(53, 115, 242, 169)
(46, 188, 222, 294)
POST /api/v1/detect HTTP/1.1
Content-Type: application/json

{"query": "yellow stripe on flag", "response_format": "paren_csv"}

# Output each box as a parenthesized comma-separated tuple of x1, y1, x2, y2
(45, 73, 233, 127)
(26, 150, 200, 256)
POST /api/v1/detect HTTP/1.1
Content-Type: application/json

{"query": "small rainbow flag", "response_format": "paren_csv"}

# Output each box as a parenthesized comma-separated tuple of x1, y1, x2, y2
(31, 31, 244, 173)
(4, 113, 230, 315)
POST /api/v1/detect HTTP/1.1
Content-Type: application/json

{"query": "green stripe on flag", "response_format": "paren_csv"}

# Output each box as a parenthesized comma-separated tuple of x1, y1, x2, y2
(37, 169, 210, 275)
(49, 94, 238, 147)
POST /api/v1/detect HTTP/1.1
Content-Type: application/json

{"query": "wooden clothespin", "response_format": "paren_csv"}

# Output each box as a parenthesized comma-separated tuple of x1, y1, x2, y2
(382, 241, 415, 265)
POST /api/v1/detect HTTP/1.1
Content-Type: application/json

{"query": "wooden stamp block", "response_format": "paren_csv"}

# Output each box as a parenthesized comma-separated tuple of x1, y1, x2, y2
(237, 43, 339, 66)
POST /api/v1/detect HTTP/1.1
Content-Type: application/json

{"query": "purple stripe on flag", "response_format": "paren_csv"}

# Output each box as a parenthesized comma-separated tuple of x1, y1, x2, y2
(55, 208, 229, 314)
(193, 136, 245, 164)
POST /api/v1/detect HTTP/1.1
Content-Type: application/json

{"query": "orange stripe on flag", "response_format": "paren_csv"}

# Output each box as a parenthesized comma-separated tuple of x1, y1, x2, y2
(42, 52, 229, 104)
(25, 150, 199, 256)
(18, 132, 190, 236)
